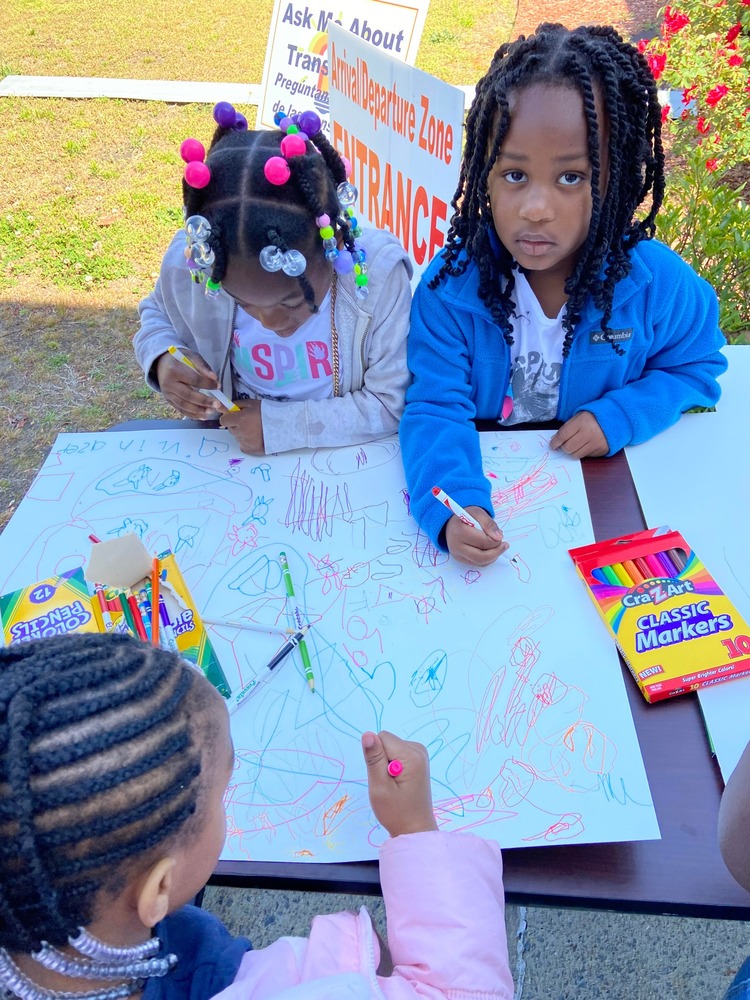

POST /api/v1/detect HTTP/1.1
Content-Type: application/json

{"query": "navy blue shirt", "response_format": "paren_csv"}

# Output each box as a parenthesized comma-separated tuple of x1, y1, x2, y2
(143, 905, 251, 1000)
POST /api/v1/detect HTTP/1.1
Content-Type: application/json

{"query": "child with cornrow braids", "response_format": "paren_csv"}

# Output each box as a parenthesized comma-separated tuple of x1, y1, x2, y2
(0, 632, 514, 1000)
(400, 23, 727, 567)
(135, 103, 412, 455)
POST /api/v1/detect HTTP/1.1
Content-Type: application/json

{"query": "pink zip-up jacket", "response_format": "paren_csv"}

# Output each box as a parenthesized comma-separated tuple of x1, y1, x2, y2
(210, 831, 514, 1000)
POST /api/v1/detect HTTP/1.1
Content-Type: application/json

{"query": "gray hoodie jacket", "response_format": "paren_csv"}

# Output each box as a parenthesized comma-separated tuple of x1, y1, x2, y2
(134, 228, 413, 453)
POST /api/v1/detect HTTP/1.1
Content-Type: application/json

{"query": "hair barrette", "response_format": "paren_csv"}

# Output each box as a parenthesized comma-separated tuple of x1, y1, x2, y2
(259, 246, 307, 277)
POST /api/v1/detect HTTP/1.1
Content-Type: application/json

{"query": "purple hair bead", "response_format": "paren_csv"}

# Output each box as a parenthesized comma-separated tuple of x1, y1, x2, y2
(333, 254, 354, 275)
(214, 101, 238, 128)
(298, 110, 322, 136)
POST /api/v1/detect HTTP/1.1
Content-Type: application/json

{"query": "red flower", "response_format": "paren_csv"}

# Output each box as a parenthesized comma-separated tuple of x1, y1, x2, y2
(661, 104, 671, 123)
(663, 5, 690, 36)
(647, 52, 667, 80)
(726, 23, 742, 43)
(728, 54, 744, 67)
(637, 38, 649, 52)
(696, 116, 711, 133)
(741, 0, 750, 7)
(705, 84, 729, 106)
(682, 84, 699, 104)
(706, 158, 719, 171)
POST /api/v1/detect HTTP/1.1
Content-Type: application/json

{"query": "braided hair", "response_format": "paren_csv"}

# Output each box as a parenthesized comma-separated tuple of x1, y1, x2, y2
(0, 633, 220, 952)
(434, 23, 665, 356)
(184, 124, 354, 312)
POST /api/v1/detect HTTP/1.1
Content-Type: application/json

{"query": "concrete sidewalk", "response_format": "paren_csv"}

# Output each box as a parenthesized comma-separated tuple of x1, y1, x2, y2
(203, 885, 749, 998)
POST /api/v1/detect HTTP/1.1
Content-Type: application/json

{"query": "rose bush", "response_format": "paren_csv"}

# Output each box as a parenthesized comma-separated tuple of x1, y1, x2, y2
(642, 1, 750, 336)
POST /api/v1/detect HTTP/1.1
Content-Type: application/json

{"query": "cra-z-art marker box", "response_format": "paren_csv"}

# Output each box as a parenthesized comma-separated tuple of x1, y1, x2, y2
(569, 527, 750, 703)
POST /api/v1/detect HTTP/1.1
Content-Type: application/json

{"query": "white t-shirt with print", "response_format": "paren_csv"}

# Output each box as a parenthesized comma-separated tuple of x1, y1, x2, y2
(501, 271, 566, 425)
(231, 291, 333, 401)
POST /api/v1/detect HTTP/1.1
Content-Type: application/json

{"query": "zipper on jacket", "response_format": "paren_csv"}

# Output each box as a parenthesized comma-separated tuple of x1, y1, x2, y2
(357, 316, 372, 392)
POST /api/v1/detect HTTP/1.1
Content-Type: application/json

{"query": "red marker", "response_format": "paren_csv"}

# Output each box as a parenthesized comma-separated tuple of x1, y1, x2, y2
(387, 759, 403, 777)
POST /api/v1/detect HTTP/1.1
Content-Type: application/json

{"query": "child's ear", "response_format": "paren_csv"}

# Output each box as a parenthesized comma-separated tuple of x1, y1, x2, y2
(136, 857, 177, 928)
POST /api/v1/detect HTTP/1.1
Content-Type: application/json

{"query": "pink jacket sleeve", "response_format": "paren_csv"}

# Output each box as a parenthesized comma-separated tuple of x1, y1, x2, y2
(210, 831, 514, 1000)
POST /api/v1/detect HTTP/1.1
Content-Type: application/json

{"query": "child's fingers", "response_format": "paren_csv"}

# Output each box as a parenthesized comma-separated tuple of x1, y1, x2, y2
(182, 350, 220, 387)
(361, 730, 388, 776)
(469, 507, 505, 543)
(446, 517, 508, 566)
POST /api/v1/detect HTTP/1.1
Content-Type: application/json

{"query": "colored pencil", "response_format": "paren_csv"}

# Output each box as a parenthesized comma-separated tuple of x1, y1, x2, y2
(150, 557, 160, 646)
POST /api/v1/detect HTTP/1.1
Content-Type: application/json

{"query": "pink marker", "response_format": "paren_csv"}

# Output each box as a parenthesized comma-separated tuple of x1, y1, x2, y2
(387, 759, 403, 777)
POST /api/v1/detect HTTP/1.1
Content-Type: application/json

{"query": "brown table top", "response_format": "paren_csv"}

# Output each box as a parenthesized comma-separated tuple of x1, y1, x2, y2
(109, 421, 750, 917)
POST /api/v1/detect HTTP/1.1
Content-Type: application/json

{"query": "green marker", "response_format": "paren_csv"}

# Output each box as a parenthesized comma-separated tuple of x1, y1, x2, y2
(279, 551, 315, 692)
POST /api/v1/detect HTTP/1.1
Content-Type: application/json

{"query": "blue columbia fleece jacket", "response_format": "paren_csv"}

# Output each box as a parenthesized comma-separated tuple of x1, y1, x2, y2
(144, 905, 251, 1000)
(399, 238, 727, 549)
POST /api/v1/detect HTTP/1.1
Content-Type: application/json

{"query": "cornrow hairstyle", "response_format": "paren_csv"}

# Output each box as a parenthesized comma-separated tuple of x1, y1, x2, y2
(434, 22, 666, 356)
(0, 632, 220, 953)
(184, 124, 352, 313)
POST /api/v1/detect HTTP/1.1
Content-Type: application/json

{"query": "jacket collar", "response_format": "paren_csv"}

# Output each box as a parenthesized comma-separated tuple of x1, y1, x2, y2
(431, 235, 656, 323)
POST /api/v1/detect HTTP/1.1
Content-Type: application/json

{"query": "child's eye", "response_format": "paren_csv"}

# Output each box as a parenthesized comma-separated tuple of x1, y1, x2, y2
(559, 172, 585, 186)
(503, 170, 526, 184)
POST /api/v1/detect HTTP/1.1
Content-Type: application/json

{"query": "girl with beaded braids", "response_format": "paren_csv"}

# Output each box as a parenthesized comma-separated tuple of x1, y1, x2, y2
(0, 632, 515, 1000)
(135, 103, 412, 455)
(0, 631, 249, 1000)
(399, 23, 727, 567)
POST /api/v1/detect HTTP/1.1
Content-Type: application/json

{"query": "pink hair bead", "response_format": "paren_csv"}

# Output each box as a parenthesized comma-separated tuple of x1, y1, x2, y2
(180, 138, 205, 163)
(316, 214, 330, 227)
(280, 133, 307, 157)
(184, 161, 211, 188)
(342, 157, 352, 177)
(264, 156, 291, 185)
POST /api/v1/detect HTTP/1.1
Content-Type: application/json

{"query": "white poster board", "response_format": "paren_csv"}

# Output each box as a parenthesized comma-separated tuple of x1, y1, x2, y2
(327, 21, 463, 278)
(0, 429, 658, 861)
(257, 0, 431, 134)
(625, 346, 750, 782)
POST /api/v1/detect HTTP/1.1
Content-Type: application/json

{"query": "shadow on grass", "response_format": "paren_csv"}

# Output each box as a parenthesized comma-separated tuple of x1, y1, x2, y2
(0, 299, 175, 529)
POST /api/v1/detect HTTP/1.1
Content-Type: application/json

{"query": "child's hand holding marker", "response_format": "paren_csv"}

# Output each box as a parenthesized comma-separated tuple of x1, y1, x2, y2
(156, 345, 236, 420)
(361, 730, 438, 838)
(433, 486, 509, 567)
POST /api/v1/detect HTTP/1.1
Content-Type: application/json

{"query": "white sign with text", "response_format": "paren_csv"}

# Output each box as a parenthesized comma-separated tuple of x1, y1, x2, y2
(257, 0, 431, 134)
(328, 20, 464, 278)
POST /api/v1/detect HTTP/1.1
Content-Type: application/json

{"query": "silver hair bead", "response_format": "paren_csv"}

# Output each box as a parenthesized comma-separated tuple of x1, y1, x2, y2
(336, 181, 358, 207)
(259, 245, 285, 272)
(67, 929, 161, 962)
(0, 951, 137, 1000)
(184, 215, 211, 241)
(32, 944, 176, 981)
(280, 249, 306, 277)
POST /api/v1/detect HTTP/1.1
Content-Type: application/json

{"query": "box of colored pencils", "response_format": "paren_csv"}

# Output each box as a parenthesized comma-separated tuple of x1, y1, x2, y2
(0, 568, 100, 644)
(568, 527, 750, 703)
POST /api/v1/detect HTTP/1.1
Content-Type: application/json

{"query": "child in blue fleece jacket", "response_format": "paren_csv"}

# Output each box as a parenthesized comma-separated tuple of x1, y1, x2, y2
(399, 23, 726, 566)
